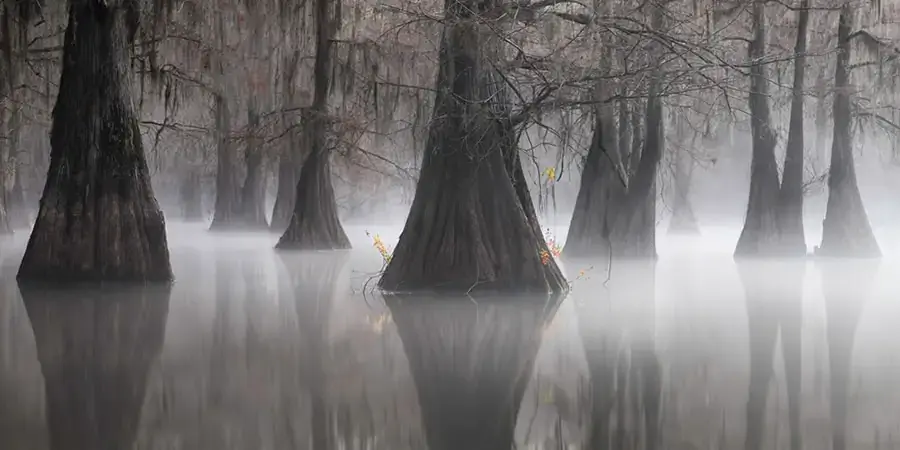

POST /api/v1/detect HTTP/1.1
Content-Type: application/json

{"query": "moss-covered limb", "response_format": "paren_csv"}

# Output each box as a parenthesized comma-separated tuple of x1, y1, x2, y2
(22, 283, 170, 450)
(17, 0, 172, 282)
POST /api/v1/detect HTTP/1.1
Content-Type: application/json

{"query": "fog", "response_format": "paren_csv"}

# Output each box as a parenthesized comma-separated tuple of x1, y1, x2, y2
(1, 218, 898, 449)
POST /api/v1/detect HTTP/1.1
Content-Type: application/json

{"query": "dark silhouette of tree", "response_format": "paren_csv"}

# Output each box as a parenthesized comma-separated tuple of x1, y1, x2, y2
(20, 283, 170, 450)
(276, 0, 350, 250)
(564, 5, 665, 259)
(17, 0, 172, 282)
(734, 0, 808, 257)
(377, 0, 567, 293)
(818, 3, 880, 258)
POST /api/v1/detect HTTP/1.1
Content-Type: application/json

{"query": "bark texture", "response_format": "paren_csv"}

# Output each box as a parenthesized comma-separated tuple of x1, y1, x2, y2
(818, 4, 880, 258)
(18, 0, 172, 282)
(21, 283, 170, 450)
(387, 293, 561, 450)
(737, 259, 804, 450)
(377, 0, 566, 294)
(276, 0, 350, 250)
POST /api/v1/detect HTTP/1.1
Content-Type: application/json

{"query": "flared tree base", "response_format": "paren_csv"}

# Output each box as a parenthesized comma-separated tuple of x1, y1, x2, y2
(18, 193, 173, 283)
(818, 186, 880, 258)
(276, 151, 351, 251)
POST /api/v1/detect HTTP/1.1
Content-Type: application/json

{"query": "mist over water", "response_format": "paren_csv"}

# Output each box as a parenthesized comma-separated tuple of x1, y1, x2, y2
(0, 221, 898, 449)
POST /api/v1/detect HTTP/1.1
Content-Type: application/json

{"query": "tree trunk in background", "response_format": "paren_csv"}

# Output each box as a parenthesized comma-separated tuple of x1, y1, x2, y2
(564, 113, 627, 258)
(778, 0, 809, 255)
(271, 148, 299, 232)
(209, 93, 242, 231)
(21, 283, 170, 450)
(734, 0, 782, 257)
(377, 0, 567, 294)
(609, 73, 663, 258)
(628, 104, 643, 177)
(0, 111, 9, 234)
(18, 0, 172, 282)
(3, 10, 27, 230)
(566, 8, 663, 260)
(276, 0, 350, 250)
(617, 99, 631, 171)
(818, 4, 880, 257)
(387, 294, 560, 450)
(179, 169, 204, 221)
(668, 137, 699, 235)
(271, 105, 303, 233)
(239, 104, 269, 229)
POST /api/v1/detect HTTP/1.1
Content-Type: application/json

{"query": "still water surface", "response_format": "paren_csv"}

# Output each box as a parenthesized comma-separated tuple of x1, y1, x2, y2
(0, 223, 898, 450)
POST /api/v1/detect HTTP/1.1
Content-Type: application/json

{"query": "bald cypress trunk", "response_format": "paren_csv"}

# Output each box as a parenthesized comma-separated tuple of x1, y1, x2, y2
(271, 51, 303, 234)
(777, 0, 809, 255)
(0, 134, 10, 234)
(276, 0, 350, 250)
(21, 283, 170, 450)
(239, 104, 269, 229)
(271, 150, 299, 233)
(2, 6, 29, 230)
(668, 114, 699, 235)
(735, 0, 782, 257)
(209, 93, 242, 231)
(668, 145, 699, 235)
(377, 0, 566, 293)
(565, 8, 663, 259)
(818, 4, 880, 257)
(271, 111, 303, 233)
(18, 0, 172, 282)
